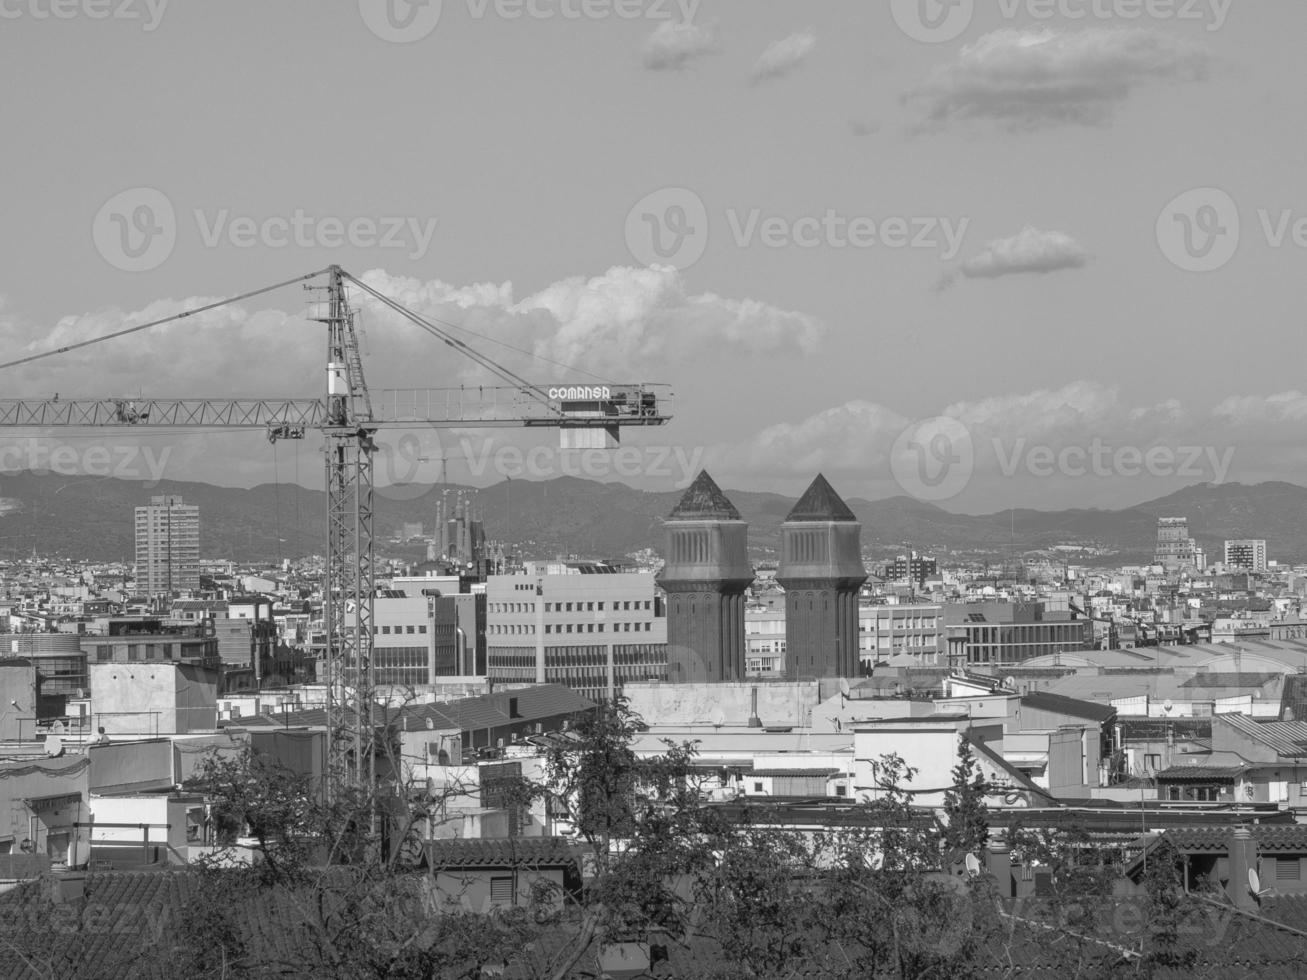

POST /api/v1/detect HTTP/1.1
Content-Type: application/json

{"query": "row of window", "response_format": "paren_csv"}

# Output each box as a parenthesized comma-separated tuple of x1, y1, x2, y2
(373, 624, 428, 635)
(489, 600, 653, 614)
(489, 622, 653, 635)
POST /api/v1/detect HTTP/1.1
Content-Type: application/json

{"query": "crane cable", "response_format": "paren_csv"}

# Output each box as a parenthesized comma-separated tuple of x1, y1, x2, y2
(340, 272, 569, 421)
(0, 268, 331, 374)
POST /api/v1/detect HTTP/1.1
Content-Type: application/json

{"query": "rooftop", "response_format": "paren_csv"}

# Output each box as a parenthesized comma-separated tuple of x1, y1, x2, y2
(784, 474, 857, 523)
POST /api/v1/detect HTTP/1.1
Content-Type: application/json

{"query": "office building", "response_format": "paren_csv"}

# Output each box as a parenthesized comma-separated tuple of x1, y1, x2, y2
(944, 602, 1090, 667)
(134, 495, 200, 596)
(1224, 539, 1268, 573)
(658, 471, 754, 684)
(776, 474, 868, 680)
(485, 565, 666, 702)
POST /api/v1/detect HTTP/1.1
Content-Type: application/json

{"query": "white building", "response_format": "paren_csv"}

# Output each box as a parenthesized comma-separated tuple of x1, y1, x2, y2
(133, 495, 200, 596)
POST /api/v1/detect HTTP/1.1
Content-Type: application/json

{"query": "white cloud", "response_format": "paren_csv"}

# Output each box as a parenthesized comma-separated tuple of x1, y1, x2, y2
(905, 28, 1212, 130)
(642, 20, 721, 71)
(750, 30, 816, 84)
(936, 226, 1090, 290)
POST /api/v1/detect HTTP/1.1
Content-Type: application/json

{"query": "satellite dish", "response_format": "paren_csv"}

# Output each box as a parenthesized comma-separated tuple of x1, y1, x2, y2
(1003, 677, 1017, 691)
(44, 733, 63, 758)
(964, 853, 982, 876)
(710, 708, 726, 728)
(1163, 700, 1173, 712)
(1249, 868, 1262, 896)
(838, 678, 851, 699)
(425, 718, 434, 730)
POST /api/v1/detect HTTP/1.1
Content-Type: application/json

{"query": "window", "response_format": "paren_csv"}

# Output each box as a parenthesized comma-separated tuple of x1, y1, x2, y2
(835, 784, 848, 797)
(489, 876, 514, 904)
(1277, 857, 1301, 882)
(753, 782, 764, 793)
(1145, 754, 1161, 772)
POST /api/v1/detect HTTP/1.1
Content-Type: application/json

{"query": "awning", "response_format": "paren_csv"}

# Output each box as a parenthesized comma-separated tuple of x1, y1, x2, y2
(24, 793, 81, 815)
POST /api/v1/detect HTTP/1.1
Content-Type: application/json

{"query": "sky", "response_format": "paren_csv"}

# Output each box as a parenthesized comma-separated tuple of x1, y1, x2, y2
(1, 0, 1305, 515)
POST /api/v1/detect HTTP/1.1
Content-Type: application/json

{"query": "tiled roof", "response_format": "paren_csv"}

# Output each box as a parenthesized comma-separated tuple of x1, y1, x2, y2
(1219, 714, 1307, 757)
(1154, 764, 1247, 780)
(1164, 824, 1307, 852)
(424, 836, 585, 869)
(784, 474, 857, 523)
(1021, 690, 1117, 723)
(666, 471, 741, 521)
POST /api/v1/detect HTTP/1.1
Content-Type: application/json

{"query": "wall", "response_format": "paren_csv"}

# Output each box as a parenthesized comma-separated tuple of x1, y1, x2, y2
(624, 680, 820, 728)
(0, 756, 90, 864)
(0, 662, 37, 741)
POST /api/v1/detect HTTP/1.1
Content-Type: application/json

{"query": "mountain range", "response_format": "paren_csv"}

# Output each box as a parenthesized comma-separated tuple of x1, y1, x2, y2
(0, 472, 1304, 566)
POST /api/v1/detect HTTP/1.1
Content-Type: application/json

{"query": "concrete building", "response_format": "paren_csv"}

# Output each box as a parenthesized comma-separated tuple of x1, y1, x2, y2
(79, 618, 219, 674)
(88, 661, 219, 736)
(859, 603, 945, 666)
(133, 495, 200, 596)
(372, 592, 436, 688)
(745, 596, 786, 675)
(658, 471, 754, 684)
(1224, 539, 1269, 573)
(944, 602, 1090, 667)
(0, 755, 89, 864)
(485, 566, 666, 702)
(1154, 516, 1205, 572)
(776, 475, 867, 680)
(2, 633, 86, 696)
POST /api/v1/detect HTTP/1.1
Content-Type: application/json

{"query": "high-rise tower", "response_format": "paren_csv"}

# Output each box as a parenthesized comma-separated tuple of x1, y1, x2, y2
(776, 475, 867, 679)
(657, 471, 754, 684)
(134, 494, 200, 596)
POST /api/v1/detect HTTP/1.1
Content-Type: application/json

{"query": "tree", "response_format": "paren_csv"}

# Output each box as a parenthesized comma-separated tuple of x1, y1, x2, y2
(942, 737, 990, 854)
(535, 697, 728, 980)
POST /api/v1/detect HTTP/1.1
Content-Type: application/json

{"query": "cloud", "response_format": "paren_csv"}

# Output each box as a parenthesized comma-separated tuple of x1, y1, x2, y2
(905, 27, 1212, 130)
(848, 117, 882, 137)
(936, 226, 1090, 290)
(750, 30, 816, 84)
(642, 20, 722, 71)
(0, 265, 824, 401)
(702, 382, 1307, 509)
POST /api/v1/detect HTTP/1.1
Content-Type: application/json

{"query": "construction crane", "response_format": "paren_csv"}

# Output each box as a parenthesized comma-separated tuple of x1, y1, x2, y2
(0, 265, 672, 803)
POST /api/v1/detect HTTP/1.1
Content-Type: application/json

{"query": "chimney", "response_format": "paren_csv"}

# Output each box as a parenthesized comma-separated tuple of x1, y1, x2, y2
(747, 687, 762, 728)
(43, 870, 86, 904)
(508, 697, 520, 719)
(1228, 826, 1260, 911)
(985, 835, 1013, 898)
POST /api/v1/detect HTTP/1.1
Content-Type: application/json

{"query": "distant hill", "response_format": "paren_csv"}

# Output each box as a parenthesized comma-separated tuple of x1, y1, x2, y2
(1, 472, 1304, 565)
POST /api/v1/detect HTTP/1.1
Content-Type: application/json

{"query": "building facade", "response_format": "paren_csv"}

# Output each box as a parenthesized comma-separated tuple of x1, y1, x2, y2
(859, 603, 945, 666)
(1224, 539, 1268, 572)
(133, 495, 200, 596)
(485, 567, 666, 702)
(944, 602, 1091, 667)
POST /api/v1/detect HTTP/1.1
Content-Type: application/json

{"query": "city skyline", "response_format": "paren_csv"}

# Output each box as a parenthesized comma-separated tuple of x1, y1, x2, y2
(2, 4, 1306, 512)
